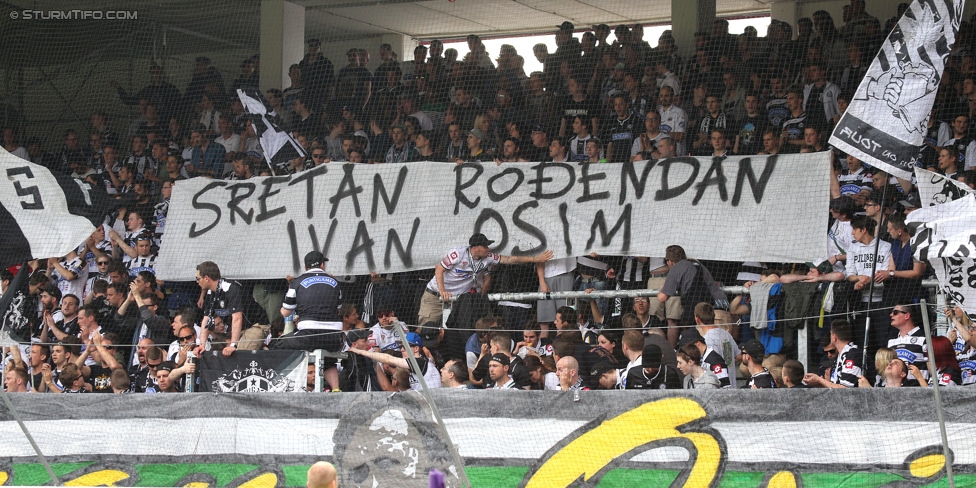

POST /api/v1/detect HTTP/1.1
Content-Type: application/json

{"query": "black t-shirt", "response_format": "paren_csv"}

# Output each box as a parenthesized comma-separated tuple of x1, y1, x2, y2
(560, 96, 598, 132)
(130, 367, 158, 393)
(780, 113, 806, 154)
(87, 364, 114, 393)
(735, 114, 767, 156)
(282, 270, 342, 324)
(804, 85, 827, 129)
(203, 279, 254, 329)
(625, 364, 682, 390)
(604, 115, 638, 163)
(748, 368, 778, 388)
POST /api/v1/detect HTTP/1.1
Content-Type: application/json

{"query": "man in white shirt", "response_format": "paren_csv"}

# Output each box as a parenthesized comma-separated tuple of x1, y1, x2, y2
(657, 86, 687, 156)
(417, 233, 552, 327)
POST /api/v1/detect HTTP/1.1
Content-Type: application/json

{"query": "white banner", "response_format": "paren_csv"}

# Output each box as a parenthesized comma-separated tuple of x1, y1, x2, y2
(915, 167, 976, 206)
(155, 154, 831, 280)
(829, 0, 964, 179)
(908, 194, 976, 313)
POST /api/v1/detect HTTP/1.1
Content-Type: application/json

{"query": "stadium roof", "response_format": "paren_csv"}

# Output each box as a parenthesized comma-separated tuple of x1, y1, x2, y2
(298, 0, 772, 41)
(0, 0, 772, 68)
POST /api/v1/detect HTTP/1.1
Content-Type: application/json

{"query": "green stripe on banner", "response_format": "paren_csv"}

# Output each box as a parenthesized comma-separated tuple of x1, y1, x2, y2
(11, 462, 93, 485)
(132, 463, 260, 487)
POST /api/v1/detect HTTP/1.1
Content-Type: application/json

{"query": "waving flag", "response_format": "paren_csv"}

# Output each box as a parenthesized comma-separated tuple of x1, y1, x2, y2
(830, 0, 964, 179)
(236, 88, 306, 172)
(0, 147, 116, 268)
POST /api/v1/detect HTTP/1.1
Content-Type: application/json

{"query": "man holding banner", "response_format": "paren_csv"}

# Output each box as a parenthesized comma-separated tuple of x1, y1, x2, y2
(418, 233, 553, 327)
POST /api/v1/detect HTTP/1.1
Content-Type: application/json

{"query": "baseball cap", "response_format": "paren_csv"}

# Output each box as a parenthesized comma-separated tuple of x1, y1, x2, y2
(156, 361, 176, 373)
(469, 233, 495, 247)
(345, 328, 371, 346)
(590, 360, 617, 378)
(677, 328, 705, 347)
(405, 332, 423, 347)
(614, 62, 626, 70)
(470, 128, 487, 141)
(304, 250, 328, 268)
(531, 124, 548, 134)
(559, 21, 575, 31)
(489, 353, 510, 366)
(740, 339, 765, 358)
(642, 343, 663, 368)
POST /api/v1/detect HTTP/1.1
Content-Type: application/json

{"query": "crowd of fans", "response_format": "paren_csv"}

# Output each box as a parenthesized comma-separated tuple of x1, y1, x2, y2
(4, 2, 976, 393)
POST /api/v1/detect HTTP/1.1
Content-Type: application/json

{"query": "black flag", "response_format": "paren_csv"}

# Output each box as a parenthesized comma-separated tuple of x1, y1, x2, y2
(0, 148, 118, 268)
(236, 88, 307, 172)
(196, 349, 307, 392)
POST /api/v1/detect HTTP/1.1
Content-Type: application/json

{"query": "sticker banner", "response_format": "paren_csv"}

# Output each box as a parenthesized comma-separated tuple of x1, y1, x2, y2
(915, 167, 976, 206)
(155, 154, 831, 280)
(908, 194, 976, 313)
(829, 0, 964, 179)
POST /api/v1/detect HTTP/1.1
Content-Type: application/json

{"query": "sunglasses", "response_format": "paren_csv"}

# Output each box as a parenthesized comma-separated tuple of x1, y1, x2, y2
(147, 363, 162, 369)
(891, 310, 908, 315)
(179, 335, 194, 342)
(97, 261, 110, 266)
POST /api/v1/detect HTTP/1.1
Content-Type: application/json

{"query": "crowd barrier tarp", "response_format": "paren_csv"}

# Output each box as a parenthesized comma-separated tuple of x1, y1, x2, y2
(0, 389, 973, 487)
(155, 154, 831, 281)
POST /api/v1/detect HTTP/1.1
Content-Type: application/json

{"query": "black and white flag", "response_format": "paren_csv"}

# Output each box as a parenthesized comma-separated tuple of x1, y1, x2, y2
(908, 194, 976, 316)
(830, 0, 964, 179)
(236, 88, 306, 171)
(197, 349, 307, 392)
(0, 148, 116, 268)
(915, 167, 976, 206)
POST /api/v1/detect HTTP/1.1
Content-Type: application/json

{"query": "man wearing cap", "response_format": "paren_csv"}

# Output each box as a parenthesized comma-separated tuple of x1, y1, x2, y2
(556, 356, 588, 391)
(803, 320, 861, 388)
(625, 343, 681, 390)
(277, 251, 344, 392)
(678, 327, 733, 389)
(154, 361, 180, 393)
(524, 125, 551, 162)
(418, 233, 552, 327)
(458, 128, 488, 163)
(346, 331, 442, 390)
(740, 339, 777, 388)
(488, 354, 519, 389)
(593, 360, 621, 389)
(339, 328, 380, 392)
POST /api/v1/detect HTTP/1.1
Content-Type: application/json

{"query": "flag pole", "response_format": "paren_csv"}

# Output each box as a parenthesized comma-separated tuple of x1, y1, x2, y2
(862, 181, 889, 369)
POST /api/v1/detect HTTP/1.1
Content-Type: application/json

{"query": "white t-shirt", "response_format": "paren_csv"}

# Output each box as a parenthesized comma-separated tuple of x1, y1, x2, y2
(426, 246, 501, 295)
(54, 256, 87, 300)
(658, 104, 688, 155)
(827, 220, 854, 273)
(845, 238, 892, 302)
(369, 324, 401, 352)
(703, 327, 740, 364)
